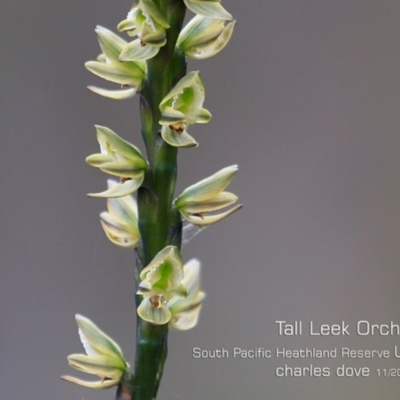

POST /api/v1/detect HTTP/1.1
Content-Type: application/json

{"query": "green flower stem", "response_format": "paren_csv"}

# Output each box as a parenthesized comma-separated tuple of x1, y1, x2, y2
(131, 1, 187, 399)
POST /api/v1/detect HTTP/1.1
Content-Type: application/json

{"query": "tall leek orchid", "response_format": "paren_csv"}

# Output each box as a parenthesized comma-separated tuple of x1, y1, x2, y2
(71, 0, 241, 397)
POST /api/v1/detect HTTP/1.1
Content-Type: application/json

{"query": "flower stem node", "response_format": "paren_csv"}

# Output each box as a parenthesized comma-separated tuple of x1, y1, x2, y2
(117, 0, 170, 61)
(100, 180, 140, 247)
(86, 126, 147, 198)
(61, 315, 129, 389)
(159, 71, 211, 148)
(178, 16, 236, 60)
(184, 0, 233, 21)
(85, 26, 146, 100)
(175, 165, 242, 225)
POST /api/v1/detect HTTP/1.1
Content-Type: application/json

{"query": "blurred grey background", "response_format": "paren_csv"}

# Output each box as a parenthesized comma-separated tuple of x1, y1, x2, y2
(2, 1, 400, 399)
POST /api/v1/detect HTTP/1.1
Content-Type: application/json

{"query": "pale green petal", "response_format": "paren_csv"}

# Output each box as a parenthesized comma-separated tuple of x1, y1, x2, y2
(159, 106, 186, 125)
(176, 165, 238, 204)
(67, 354, 125, 377)
(88, 178, 144, 198)
(97, 53, 107, 63)
(95, 26, 127, 62)
(141, 0, 170, 28)
(169, 259, 203, 311)
(161, 126, 198, 148)
(169, 303, 203, 330)
(106, 180, 138, 222)
(139, 246, 182, 280)
(168, 258, 206, 330)
(87, 86, 138, 100)
(95, 126, 147, 167)
(63, 315, 127, 389)
(170, 290, 206, 315)
(180, 192, 238, 213)
(138, 246, 185, 296)
(100, 212, 140, 247)
(190, 107, 212, 124)
(178, 16, 225, 50)
(88, 26, 146, 82)
(159, 71, 200, 110)
(180, 204, 242, 225)
(86, 153, 114, 167)
(182, 19, 236, 60)
(184, 0, 233, 20)
(159, 71, 210, 127)
(75, 315, 124, 360)
(99, 161, 146, 178)
(118, 18, 138, 33)
(119, 39, 160, 61)
(141, 24, 167, 46)
(182, 259, 201, 294)
(61, 374, 119, 389)
(137, 296, 172, 325)
(85, 61, 141, 85)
